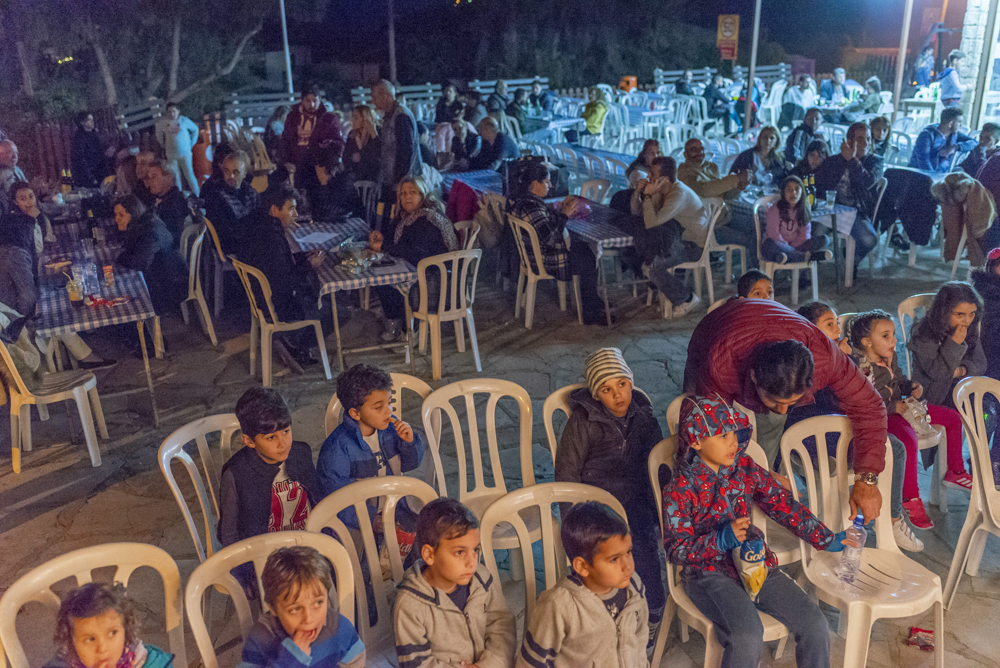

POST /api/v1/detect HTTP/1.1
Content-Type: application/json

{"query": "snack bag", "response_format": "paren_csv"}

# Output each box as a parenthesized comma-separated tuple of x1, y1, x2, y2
(732, 538, 769, 599)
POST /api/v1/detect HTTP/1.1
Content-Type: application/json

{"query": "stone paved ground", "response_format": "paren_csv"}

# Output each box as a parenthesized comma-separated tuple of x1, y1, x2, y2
(1, 247, 998, 667)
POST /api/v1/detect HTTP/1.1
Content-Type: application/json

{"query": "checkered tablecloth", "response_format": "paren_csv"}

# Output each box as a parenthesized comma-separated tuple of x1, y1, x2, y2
(441, 170, 503, 197)
(35, 268, 158, 337)
(522, 116, 584, 135)
(811, 203, 858, 236)
(566, 201, 639, 260)
(286, 217, 368, 253)
(315, 257, 417, 297)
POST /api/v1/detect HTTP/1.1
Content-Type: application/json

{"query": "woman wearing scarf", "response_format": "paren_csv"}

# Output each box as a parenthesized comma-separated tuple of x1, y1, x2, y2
(730, 125, 788, 186)
(370, 175, 457, 340)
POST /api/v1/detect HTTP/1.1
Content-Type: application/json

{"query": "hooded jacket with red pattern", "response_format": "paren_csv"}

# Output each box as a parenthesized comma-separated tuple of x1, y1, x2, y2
(662, 395, 834, 580)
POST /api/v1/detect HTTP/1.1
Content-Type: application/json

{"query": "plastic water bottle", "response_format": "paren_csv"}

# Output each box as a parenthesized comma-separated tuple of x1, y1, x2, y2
(838, 514, 867, 584)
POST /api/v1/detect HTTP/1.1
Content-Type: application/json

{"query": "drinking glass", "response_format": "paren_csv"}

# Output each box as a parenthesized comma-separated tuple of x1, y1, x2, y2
(81, 238, 94, 261)
(825, 190, 837, 210)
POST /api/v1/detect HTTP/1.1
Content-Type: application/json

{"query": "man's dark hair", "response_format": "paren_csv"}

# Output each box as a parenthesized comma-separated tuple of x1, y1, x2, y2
(982, 122, 1000, 138)
(264, 182, 299, 213)
(415, 498, 480, 553)
(8, 180, 33, 204)
(751, 340, 815, 399)
(55, 583, 139, 661)
(949, 49, 966, 64)
(650, 156, 676, 182)
(941, 107, 963, 125)
(165, 101, 178, 110)
(848, 309, 893, 350)
(114, 194, 148, 221)
(300, 83, 319, 98)
(870, 116, 889, 131)
(235, 387, 292, 437)
(796, 301, 833, 325)
(737, 269, 771, 297)
(261, 546, 334, 609)
(335, 363, 392, 412)
(76, 111, 93, 127)
(562, 502, 629, 565)
(514, 88, 528, 103)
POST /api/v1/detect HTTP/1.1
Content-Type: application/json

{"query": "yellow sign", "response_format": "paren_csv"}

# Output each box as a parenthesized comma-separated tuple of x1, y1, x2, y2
(717, 15, 739, 61)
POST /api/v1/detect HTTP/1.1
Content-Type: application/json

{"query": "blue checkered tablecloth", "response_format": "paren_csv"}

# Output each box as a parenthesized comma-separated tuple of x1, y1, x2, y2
(35, 268, 158, 337)
(552, 144, 634, 176)
(626, 107, 670, 126)
(441, 170, 503, 197)
(315, 257, 417, 297)
(286, 217, 369, 253)
(566, 201, 639, 260)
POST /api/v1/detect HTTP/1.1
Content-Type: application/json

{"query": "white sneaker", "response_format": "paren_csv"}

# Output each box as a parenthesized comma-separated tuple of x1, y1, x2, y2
(672, 294, 702, 318)
(893, 517, 924, 552)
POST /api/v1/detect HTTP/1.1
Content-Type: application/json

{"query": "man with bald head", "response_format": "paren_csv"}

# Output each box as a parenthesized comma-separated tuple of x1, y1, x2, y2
(468, 116, 519, 171)
(371, 79, 421, 199)
(676, 138, 753, 254)
(0, 140, 27, 213)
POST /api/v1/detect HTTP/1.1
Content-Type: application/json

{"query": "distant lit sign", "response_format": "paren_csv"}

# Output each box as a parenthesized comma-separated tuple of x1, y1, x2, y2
(717, 15, 739, 61)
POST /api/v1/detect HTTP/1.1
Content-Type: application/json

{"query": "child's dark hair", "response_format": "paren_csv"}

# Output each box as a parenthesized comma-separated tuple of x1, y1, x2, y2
(261, 546, 334, 609)
(8, 180, 33, 205)
(796, 301, 833, 324)
(236, 387, 292, 437)
(335, 363, 392, 412)
(415, 498, 480, 553)
(751, 340, 814, 399)
(55, 582, 139, 661)
(915, 281, 983, 349)
(561, 501, 629, 565)
(986, 248, 1000, 275)
(776, 175, 811, 229)
(737, 269, 772, 297)
(848, 309, 893, 350)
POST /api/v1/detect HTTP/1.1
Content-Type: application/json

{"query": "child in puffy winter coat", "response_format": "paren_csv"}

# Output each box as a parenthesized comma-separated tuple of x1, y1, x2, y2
(663, 394, 845, 668)
(554, 348, 665, 628)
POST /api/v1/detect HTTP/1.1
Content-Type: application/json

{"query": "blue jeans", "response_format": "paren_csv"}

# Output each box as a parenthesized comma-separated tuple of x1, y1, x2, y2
(647, 240, 702, 305)
(762, 234, 829, 263)
(684, 568, 830, 668)
(850, 216, 879, 262)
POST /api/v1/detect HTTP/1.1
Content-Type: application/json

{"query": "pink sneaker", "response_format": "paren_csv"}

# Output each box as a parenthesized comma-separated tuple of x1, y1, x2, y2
(943, 471, 974, 492)
(903, 497, 934, 529)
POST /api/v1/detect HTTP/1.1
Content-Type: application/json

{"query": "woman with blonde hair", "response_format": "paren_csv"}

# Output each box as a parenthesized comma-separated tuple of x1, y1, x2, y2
(345, 104, 381, 182)
(730, 125, 787, 185)
(369, 175, 458, 339)
(581, 86, 610, 136)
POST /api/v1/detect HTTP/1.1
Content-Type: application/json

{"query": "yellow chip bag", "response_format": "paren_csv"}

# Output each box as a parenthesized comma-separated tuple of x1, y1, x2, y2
(732, 538, 769, 599)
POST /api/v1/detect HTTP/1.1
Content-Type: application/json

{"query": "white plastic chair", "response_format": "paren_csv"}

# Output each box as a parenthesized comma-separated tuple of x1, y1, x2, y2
(541, 383, 586, 459)
(779, 420, 945, 668)
(646, 199, 719, 318)
(230, 256, 332, 387)
(943, 377, 1000, 608)
(479, 482, 627, 624)
(753, 195, 819, 305)
(898, 293, 935, 376)
(324, 372, 436, 435)
(179, 224, 219, 345)
(706, 296, 728, 313)
(0, 543, 187, 668)
(158, 414, 241, 562)
(453, 219, 481, 250)
(704, 199, 747, 285)
(949, 225, 972, 280)
(354, 179, 378, 223)
(202, 216, 237, 319)
(844, 176, 886, 288)
(664, 395, 757, 442)
(647, 436, 790, 668)
(185, 531, 354, 668)
(0, 339, 108, 473)
(413, 249, 483, 380)
(580, 178, 611, 203)
(305, 477, 439, 659)
(508, 214, 571, 329)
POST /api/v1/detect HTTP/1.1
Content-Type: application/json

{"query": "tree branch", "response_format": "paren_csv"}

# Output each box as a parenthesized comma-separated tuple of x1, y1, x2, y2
(170, 19, 262, 103)
(80, 20, 118, 106)
(167, 15, 181, 97)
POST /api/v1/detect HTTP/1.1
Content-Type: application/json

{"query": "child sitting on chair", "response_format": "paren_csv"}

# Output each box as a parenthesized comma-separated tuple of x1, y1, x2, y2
(554, 347, 665, 635)
(663, 394, 845, 668)
(517, 501, 648, 668)
(394, 498, 516, 668)
(736, 269, 773, 300)
(47, 582, 173, 668)
(241, 546, 365, 668)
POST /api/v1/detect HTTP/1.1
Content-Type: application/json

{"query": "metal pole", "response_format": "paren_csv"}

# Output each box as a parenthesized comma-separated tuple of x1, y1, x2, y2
(279, 0, 294, 94)
(891, 0, 915, 125)
(388, 0, 398, 83)
(972, 0, 1000, 128)
(745, 0, 762, 133)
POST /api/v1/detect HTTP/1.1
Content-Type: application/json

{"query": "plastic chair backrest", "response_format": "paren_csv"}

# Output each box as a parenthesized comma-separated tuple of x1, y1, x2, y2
(304, 478, 439, 653)
(453, 219, 482, 250)
(0, 339, 31, 398)
(185, 532, 354, 668)
(202, 216, 227, 263)
(752, 194, 783, 263)
(665, 394, 757, 439)
(421, 379, 534, 508)
(181, 225, 207, 299)
(230, 256, 280, 325)
(324, 373, 436, 435)
(779, 415, 897, 563)
(542, 383, 587, 460)
(580, 179, 610, 202)
(158, 414, 241, 562)
(837, 312, 858, 337)
(872, 176, 888, 223)
(508, 214, 554, 280)
(898, 293, 935, 374)
(953, 377, 1000, 528)
(415, 249, 482, 319)
(0, 544, 187, 668)
(479, 482, 627, 623)
(606, 158, 630, 189)
(354, 180, 377, 221)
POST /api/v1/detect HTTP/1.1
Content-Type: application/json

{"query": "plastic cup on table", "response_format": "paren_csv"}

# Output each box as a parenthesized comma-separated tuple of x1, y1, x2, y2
(825, 191, 837, 210)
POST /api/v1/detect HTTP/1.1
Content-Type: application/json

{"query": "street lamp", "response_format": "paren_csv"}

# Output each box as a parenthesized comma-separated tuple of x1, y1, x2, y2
(279, 0, 294, 94)
(891, 0, 915, 125)
(745, 0, 762, 134)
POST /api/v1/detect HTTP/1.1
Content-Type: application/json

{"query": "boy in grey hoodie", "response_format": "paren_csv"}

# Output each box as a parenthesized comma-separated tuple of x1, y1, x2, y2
(517, 502, 649, 668)
(394, 498, 516, 668)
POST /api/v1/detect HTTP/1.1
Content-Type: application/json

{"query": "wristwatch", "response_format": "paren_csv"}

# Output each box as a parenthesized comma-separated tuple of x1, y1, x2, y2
(854, 472, 878, 486)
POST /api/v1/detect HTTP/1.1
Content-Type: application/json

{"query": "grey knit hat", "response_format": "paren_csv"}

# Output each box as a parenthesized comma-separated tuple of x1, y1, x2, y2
(585, 348, 634, 398)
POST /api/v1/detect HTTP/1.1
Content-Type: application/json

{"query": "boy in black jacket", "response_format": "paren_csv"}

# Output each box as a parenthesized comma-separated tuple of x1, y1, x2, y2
(553, 347, 665, 637)
(219, 388, 322, 548)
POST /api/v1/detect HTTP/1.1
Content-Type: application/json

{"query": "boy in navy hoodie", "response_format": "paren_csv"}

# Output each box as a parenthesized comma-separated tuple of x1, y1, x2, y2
(317, 364, 424, 533)
(663, 394, 845, 668)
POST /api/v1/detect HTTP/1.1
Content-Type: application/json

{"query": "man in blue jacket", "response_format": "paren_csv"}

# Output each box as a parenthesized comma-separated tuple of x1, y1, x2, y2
(910, 107, 977, 173)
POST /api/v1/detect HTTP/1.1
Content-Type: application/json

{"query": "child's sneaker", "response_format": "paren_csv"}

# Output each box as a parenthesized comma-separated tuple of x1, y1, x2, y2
(892, 517, 924, 552)
(903, 497, 933, 529)
(943, 471, 973, 492)
(671, 294, 701, 318)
